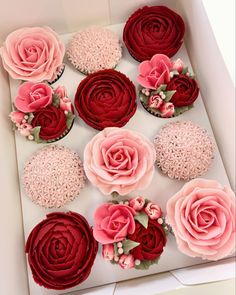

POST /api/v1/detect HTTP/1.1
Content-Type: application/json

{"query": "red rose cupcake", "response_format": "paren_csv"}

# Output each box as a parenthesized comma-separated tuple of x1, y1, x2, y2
(138, 54, 199, 118)
(93, 196, 168, 270)
(10, 82, 75, 143)
(74, 69, 137, 130)
(25, 212, 98, 290)
(123, 6, 185, 62)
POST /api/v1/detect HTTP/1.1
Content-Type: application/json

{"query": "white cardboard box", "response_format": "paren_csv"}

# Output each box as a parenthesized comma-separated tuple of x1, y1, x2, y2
(0, 1, 235, 295)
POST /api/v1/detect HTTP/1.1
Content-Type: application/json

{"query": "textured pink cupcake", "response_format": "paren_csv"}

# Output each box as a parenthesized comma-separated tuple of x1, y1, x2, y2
(84, 127, 155, 195)
(167, 179, 236, 260)
(0, 26, 65, 82)
(67, 26, 122, 74)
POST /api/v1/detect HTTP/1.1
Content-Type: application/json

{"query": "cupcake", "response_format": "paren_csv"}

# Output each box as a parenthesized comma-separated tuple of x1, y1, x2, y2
(84, 127, 155, 195)
(23, 145, 85, 208)
(154, 121, 214, 180)
(123, 6, 185, 62)
(25, 212, 98, 290)
(138, 54, 199, 118)
(94, 196, 168, 270)
(10, 83, 75, 143)
(67, 26, 122, 74)
(74, 69, 137, 130)
(0, 26, 65, 83)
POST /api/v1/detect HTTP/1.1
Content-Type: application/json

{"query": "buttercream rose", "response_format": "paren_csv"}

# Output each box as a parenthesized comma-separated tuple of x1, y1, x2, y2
(93, 203, 136, 244)
(25, 212, 98, 290)
(128, 220, 167, 261)
(31, 105, 68, 141)
(123, 6, 185, 61)
(167, 179, 236, 260)
(0, 26, 64, 82)
(167, 74, 199, 107)
(15, 82, 53, 113)
(118, 254, 135, 269)
(74, 69, 137, 130)
(84, 127, 156, 195)
(137, 54, 172, 89)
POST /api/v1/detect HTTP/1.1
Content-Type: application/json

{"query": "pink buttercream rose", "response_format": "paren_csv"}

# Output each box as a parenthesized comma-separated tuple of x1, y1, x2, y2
(84, 127, 155, 195)
(93, 203, 136, 244)
(145, 202, 162, 220)
(172, 58, 184, 73)
(15, 82, 53, 113)
(118, 254, 135, 269)
(55, 85, 67, 99)
(137, 54, 172, 89)
(129, 196, 145, 211)
(9, 111, 25, 124)
(0, 26, 65, 82)
(18, 123, 32, 137)
(159, 102, 175, 118)
(148, 95, 163, 109)
(60, 97, 72, 112)
(102, 244, 114, 261)
(167, 179, 236, 260)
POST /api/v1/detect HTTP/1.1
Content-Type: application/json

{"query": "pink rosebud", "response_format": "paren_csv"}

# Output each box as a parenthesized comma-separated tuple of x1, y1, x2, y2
(160, 102, 175, 118)
(172, 58, 184, 73)
(118, 254, 135, 269)
(55, 85, 67, 99)
(102, 244, 114, 261)
(145, 202, 162, 220)
(9, 111, 25, 124)
(148, 95, 163, 109)
(18, 123, 32, 137)
(60, 97, 72, 112)
(129, 196, 145, 211)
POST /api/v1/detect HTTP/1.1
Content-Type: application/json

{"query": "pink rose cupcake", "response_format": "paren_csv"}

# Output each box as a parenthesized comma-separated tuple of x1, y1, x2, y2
(0, 26, 65, 83)
(84, 127, 155, 195)
(167, 179, 236, 260)
(10, 82, 75, 143)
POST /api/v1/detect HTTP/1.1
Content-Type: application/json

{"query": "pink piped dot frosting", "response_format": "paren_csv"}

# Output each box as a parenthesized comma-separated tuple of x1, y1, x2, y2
(154, 121, 214, 180)
(23, 145, 85, 208)
(67, 27, 122, 74)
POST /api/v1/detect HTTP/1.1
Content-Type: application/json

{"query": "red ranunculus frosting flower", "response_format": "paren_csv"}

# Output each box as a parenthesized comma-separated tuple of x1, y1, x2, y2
(74, 69, 137, 130)
(123, 6, 185, 61)
(166, 74, 199, 107)
(167, 179, 236, 260)
(15, 82, 53, 113)
(84, 127, 156, 195)
(0, 26, 65, 82)
(137, 54, 172, 89)
(93, 203, 136, 244)
(31, 105, 68, 140)
(128, 220, 167, 261)
(25, 212, 98, 290)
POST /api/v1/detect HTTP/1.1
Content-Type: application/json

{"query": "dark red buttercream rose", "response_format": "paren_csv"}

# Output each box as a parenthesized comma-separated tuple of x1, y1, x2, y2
(123, 6, 185, 61)
(167, 74, 199, 107)
(25, 212, 98, 290)
(31, 105, 68, 140)
(128, 220, 166, 261)
(74, 69, 137, 130)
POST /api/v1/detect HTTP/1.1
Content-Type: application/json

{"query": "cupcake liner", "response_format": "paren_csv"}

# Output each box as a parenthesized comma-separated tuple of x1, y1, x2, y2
(48, 63, 65, 84)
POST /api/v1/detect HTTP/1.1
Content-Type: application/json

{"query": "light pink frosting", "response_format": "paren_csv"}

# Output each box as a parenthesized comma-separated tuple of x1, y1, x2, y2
(0, 26, 65, 82)
(167, 178, 236, 260)
(84, 127, 156, 195)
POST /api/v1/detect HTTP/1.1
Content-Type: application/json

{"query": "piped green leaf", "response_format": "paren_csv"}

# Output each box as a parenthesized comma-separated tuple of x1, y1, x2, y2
(66, 113, 75, 129)
(157, 84, 167, 92)
(123, 239, 140, 255)
(139, 91, 149, 105)
(181, 67, 189, 75)
(174, 104, 194, 116)
(163, 90, 176, 102)
(134, 211, 149, 228)
(30, 126, 43, 144)
(135, 258, 160, 270)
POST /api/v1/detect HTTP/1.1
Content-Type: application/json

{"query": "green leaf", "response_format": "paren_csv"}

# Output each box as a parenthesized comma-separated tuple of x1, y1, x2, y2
(174, 104, 194, 116)
(30, 126, 43, 143)
(52, 94, 60, 107)
(163, 90, 176, 102)
(181, 67, 189, 75)
(139, 91, 149, 105)
(123, 239, 140, 255)
(66, 113, 75, 129)
(157, 84, 167, 92)
(135, 258, 160, 270)
(134, 211, 149, 229)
